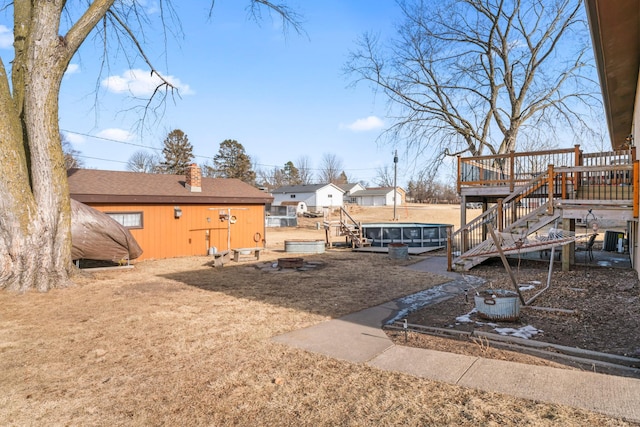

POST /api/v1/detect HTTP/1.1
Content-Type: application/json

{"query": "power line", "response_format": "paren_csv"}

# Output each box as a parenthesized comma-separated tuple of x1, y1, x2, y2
(62, 128, 393, 174)
(76, 154, 128, 164)
(61, 129, 159, 151)
(62, 129, 211, 161)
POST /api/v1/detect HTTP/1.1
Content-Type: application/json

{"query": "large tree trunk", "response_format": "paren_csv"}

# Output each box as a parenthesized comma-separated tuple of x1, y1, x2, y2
(0, 2, 74, 292)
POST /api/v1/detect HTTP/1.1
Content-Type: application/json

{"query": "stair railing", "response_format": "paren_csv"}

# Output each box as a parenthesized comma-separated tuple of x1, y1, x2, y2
(449, 171, 554, 268)
(339, 207, 364, 247)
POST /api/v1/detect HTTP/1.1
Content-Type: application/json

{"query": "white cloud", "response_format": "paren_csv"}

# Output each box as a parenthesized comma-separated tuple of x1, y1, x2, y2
(63, 132, 86, 145)
(101, 68, 194, 97)
(65, 63, 80, 74)
(0, 25, 12, 49)
(96, 128, 134, 142)
(341, 116, 384, 132)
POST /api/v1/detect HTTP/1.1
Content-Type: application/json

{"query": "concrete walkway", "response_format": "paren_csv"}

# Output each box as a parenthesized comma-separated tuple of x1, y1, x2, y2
(272, 256, 640, 423)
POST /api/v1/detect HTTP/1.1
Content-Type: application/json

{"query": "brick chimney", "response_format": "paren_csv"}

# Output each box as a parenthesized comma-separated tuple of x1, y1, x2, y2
(185, 163, 202, 192)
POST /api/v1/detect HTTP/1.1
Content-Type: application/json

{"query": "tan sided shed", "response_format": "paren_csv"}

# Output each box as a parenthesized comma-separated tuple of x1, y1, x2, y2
(67, 165, 272, 261)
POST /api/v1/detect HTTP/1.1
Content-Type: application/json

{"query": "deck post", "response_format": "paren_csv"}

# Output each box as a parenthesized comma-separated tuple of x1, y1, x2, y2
(497, 199, 504, 232)
(460, 195, 467, 230)
(463, 229, 469, 253)
(509, 151, 515, 192)
(447, 227, 453, 271)
(547, 164, 554, 215)
(574, 145, 582, 193)
(457, 155, 462, 194)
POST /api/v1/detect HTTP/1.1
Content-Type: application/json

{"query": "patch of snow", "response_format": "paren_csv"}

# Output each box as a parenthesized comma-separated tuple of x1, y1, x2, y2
(455, 308, 477, 323)
(518, 284, 536, 291)
(494, 325, 542, 339)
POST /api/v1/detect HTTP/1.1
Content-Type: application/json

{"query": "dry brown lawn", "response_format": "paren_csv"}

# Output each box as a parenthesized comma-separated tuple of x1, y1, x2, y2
(0, 205, 635, 426)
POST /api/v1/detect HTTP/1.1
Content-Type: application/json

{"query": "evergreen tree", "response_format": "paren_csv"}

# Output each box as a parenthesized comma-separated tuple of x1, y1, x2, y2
(336, 171, 349, 185)
(160, 129, 194, 175)
(213, 139, 256, 184)
(201, 160, 216, 178)
(283, 161, 301, 185)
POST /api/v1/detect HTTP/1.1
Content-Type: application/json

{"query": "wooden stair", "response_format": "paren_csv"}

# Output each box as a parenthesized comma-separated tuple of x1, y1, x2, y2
(338, 207, 370, 248)
(451, 172, 574, 271)
(453, 204, 562, 271)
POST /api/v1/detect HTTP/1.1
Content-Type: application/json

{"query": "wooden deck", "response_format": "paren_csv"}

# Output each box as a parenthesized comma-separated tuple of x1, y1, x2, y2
(450, 146, 638, 271)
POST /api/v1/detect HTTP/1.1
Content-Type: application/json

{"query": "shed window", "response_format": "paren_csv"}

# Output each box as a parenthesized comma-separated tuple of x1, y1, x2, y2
(106, 211, 143, 229)
(290, 194, 296, 198)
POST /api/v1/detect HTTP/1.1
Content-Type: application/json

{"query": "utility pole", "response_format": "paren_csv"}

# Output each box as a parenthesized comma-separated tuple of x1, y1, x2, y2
(393, 150, 398, 221)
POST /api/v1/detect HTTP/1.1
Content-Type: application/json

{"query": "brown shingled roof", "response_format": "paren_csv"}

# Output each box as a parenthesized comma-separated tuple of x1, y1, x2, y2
(67, 169, 273, 205)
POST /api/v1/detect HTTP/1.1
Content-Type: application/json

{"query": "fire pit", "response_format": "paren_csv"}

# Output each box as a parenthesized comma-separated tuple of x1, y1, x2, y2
(278, 257, 304, 269)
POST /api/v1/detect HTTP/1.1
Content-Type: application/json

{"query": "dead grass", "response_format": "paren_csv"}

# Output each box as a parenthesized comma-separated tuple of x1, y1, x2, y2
(0, 205, 635, 425)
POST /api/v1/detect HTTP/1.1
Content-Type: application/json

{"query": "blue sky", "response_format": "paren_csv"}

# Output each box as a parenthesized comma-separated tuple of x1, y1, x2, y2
(1, 1, 426, 186)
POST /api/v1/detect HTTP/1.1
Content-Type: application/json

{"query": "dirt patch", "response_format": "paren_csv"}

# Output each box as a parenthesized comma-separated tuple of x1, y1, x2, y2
(0, 205, 637, 425)
(389, 256, 640, 377)
(285, 206, 640, 376)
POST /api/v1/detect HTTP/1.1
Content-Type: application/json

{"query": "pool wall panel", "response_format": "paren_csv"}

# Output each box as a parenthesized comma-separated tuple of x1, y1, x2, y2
(362, 223, 452, 248)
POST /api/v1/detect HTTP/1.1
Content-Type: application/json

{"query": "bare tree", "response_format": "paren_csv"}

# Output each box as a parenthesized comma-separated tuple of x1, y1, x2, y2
(127, 150, 161, 173)
(257, 161, 302, 189)
(296, 155, 315, 184)
(0, 1, 301, 292)
(257, 166, 285, 189)
(319, 153, 344, 184)
(61, 134, 84, 170)
(346, 0, 599, 171)
(374, 165, 394, 187)
(408, 173, 459, 204)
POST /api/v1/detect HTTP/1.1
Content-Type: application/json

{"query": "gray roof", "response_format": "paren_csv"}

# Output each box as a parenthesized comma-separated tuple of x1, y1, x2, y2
(271, 183, 345, 194)
(351, 188, 396, 197)
(337, 183, 362, 192)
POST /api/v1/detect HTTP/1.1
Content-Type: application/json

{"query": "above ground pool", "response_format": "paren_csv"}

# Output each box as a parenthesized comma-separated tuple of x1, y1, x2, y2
(361, 223, 452, 248)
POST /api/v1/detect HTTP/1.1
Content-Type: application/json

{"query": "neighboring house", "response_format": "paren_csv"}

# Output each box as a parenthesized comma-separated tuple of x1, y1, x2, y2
(67, 164, 272, 261)
(585, 0, 639, 275)
(270, 184, 345, 211)
(349, 187, 404, 207)
(338, 183, 366, 203)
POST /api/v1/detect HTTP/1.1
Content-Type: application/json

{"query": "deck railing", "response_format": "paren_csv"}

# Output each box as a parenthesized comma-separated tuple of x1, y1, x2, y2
(457, 146, 580, 193)
(458, 146, 635, 202)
